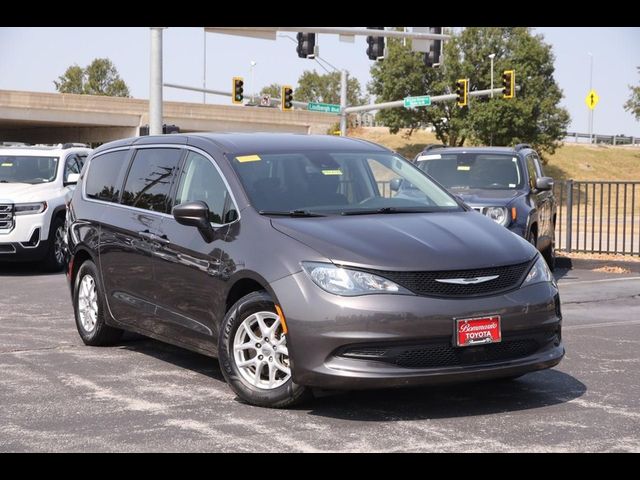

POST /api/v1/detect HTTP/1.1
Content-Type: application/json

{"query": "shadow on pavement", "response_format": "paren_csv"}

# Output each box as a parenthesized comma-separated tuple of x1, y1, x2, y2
(0, 262, 63, 277)
(304, 369, 585, 421)
(118, 335, 226, 382)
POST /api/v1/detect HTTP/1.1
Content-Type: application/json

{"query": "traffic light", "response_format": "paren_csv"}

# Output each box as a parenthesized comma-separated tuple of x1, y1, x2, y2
(423, 27, 442, 68)
(232, 77, 244, 104)
(456, 79, 469, 107)
(366, 27, 385, 61)
(502, 70, 515, 99)
(296, 32, 316, 59)
(281, 86, 293, 111)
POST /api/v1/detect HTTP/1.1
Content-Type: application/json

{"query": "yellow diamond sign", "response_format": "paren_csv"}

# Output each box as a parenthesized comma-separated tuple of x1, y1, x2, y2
(585, 89, 599, 110)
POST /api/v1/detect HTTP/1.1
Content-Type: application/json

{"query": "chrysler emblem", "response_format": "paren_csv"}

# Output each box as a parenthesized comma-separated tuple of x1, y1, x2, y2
(435, 275, 499, 285)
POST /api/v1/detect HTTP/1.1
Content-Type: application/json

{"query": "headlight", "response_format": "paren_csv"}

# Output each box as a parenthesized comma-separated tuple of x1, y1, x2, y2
(484, 206, 509, 226)
(522, 255, 555, 287)
(301, 262, 411, 296)
(14, 202, 47, 215)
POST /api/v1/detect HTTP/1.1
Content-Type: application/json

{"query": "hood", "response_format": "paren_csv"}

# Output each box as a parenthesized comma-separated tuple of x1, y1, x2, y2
(271, 211, 535, 271)
(0, 182, 59, 203)
(452, 188, 522, 206)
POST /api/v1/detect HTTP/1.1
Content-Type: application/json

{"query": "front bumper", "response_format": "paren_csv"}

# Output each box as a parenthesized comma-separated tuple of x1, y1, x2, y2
(271, 271, 563, 390)
(0, 211, 50, 262)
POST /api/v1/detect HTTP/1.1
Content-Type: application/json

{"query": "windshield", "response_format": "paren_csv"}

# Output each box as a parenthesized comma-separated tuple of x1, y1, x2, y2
(229, 150, 461, 215)
(413, 153, 524, 190)
(0, 156, 59, 184)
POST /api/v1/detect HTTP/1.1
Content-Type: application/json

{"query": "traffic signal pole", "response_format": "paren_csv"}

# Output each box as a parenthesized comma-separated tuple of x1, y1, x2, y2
(339, 70, 348, 136)
(343, 86, 515, 114)
(149, 27, 165, 136)
(164, 83, 308, 108)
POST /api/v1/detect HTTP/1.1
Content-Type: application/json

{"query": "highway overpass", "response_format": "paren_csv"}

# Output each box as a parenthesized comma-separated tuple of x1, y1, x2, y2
(0, 90, 338, 145)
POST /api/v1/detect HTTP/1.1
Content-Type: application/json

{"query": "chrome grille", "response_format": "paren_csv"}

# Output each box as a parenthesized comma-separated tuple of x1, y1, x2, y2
(0, 204, 14, 231)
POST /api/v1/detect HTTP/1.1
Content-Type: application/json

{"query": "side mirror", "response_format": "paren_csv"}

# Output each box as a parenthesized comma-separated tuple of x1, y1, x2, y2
(535, 176, 554, 191)
(390, 178, 403, 192)
(65, 173, 80, 186)
(172, 201, 215, 243)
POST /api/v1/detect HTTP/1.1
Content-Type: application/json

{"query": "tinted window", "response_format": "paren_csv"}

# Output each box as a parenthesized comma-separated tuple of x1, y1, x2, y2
(526, 155, 538, 189)
(175, 151, 237, 224)
(121, 148, 181, 213)
(85, 150, 130, 202)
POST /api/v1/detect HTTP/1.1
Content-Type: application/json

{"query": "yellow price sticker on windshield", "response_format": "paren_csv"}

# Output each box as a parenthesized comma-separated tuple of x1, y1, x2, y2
(457, 165, 471, 171)
(236, 154, 261, 163)
(321, 169, 342, 176)
(1, 163, 13, 167)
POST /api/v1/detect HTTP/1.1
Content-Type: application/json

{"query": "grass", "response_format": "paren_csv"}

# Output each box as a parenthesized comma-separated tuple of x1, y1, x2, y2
(349, 127, 640, 181)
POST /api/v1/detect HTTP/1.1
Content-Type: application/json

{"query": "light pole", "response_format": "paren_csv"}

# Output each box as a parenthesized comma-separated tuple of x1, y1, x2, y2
(250, 60, 257, 104)
(203, 30, 207, 104)
(489, 53, 496, 98)
(588, 52, 594, 144)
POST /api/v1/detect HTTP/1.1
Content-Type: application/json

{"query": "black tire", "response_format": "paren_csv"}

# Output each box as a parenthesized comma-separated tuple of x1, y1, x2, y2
(218, 291, 311, 408)
(543, 241, 556, 272)
(73, 260, 123, 346)
(43, 216, 66, 272)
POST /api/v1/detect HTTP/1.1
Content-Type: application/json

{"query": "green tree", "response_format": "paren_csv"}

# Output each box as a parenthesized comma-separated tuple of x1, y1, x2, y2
(369, 28, 570, 161)
(54, 58, 130, 97)
(295, 70, 369, 106)
(624, 67, 640, 121)
(259, 83, 283, 99)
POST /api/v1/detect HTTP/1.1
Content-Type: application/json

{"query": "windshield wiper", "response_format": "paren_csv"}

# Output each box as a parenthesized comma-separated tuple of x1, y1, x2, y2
(259, 209, 326, 217)
(341, 207, 439, 216)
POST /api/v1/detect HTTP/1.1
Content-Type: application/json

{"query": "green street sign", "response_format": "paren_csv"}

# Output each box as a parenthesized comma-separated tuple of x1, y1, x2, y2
(403, 95, 431, 108)
(308, 102, 341, 114)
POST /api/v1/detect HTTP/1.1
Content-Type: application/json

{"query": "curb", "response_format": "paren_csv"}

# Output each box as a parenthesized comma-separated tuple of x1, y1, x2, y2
(556, 256, 640, 273)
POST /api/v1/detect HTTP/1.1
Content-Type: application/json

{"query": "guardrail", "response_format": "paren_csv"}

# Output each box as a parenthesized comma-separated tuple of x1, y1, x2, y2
(564, 132, 640, 146)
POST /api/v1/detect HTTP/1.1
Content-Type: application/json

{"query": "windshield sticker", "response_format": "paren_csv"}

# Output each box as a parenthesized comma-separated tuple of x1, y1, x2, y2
(236, 154, 261, 163)
(321, 169, 343, 176)
(509, 183, 516, 188)
(1, 163, 14, 167)
(457, 165, 471, 171)
(417, 154, 441, 161)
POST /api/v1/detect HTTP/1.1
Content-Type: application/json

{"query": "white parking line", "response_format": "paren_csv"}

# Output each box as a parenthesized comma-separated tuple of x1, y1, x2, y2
(564, 319, 640, 330)
(558, 276, 640, 286)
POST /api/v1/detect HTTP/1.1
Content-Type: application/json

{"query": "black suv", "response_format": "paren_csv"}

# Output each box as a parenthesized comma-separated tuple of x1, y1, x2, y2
(393, 144, 556, 270)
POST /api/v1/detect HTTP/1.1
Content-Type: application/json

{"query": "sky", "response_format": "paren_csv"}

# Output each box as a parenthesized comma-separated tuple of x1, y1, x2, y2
(0, 27, 639, 136)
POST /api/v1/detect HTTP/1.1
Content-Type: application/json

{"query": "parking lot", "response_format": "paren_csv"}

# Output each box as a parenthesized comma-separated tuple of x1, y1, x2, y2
(0, 263, 639, 452)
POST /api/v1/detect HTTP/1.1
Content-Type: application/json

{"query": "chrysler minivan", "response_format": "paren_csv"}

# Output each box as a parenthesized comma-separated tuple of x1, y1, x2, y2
(66, 133, 563, 408)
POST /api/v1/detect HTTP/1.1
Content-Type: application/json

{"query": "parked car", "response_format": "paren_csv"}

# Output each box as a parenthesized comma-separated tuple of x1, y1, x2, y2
(0, 143, 91, 271)
(66, 134, 563, 408)
(393, 144, 557, 270)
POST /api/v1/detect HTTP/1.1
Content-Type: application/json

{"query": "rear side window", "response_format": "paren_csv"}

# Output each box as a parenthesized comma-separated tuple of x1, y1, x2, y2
(121, 148, 182, 213)
(85, 150, 131, 202)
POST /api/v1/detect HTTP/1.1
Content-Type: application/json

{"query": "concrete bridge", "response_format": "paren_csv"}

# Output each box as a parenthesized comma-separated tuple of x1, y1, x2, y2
(0, 90, 338, 145)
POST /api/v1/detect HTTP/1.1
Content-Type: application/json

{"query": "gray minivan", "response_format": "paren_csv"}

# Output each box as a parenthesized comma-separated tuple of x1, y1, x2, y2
(66, 133, 563, 408)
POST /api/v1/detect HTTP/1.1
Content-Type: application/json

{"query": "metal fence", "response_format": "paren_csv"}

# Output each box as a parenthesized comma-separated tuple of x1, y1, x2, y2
(554, 180, 640, 255)
(564, 132, 640, 146)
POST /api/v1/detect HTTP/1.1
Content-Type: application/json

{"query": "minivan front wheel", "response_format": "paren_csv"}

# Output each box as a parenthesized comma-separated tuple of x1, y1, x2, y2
(73, 260, 123, 346)
(219, 291, 310, 408)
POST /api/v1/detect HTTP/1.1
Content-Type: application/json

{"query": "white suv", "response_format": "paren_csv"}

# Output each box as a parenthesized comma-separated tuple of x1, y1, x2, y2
(0, 143, 91, 271)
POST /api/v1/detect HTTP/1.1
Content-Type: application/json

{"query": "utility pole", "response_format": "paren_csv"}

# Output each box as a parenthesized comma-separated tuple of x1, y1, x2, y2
(588, 52, 594, 144)
(149, 27, 164, 136)
(340, 70, 348, 136)
(203, 30, 207, 103)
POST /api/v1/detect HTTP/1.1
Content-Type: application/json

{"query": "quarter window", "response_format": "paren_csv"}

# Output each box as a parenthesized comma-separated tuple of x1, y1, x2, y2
(85, 150, 131, 203)
(175, 151, 237, 224)
(121, 148, 182, 213)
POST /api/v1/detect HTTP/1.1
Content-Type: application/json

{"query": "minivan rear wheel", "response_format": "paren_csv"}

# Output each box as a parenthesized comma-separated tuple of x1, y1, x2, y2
(219, 291, 311, 408)
(73, 260, 123, 346)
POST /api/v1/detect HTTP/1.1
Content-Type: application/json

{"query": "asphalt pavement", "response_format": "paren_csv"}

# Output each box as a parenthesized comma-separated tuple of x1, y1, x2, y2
(0, 262, 638, 452)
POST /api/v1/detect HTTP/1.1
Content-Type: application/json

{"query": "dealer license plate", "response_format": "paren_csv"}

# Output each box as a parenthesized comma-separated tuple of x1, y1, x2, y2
(455, 315, 501, 347)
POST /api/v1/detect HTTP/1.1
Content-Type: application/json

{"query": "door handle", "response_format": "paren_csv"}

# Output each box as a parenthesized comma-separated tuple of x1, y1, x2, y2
(138, 231, 170, 245)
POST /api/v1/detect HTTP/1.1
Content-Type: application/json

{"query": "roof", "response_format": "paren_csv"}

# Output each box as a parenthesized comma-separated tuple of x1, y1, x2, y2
(94, 133, 390, 156)
(0, 144, 91, 155)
